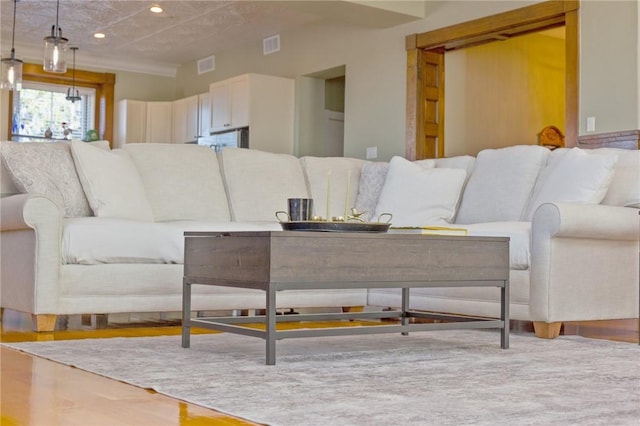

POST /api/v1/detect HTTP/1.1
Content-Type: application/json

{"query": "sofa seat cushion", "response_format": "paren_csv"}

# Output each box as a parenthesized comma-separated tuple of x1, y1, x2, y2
(463, 221, 531, 270)
(62, 218, 281, 265)
(124, 144, 230, 222)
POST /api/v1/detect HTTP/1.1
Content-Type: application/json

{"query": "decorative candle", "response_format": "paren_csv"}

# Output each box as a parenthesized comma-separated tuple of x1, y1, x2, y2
(344, 170, 351, 219)
(326, 170, 331, 222)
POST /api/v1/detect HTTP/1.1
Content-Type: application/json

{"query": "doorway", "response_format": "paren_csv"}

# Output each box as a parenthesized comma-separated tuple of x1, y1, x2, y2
(297, 66, 345, 157)
(405, 0, 578, 159)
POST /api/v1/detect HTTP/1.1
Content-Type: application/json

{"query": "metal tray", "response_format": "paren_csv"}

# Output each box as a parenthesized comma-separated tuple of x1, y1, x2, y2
(280, 221, 391, 233)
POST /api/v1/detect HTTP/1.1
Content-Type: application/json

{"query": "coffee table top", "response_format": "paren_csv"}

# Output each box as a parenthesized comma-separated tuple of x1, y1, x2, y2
(183, 231, 510, 288)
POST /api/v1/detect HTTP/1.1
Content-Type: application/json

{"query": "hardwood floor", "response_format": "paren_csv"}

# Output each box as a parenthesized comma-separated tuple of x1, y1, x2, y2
(1, 311, 638, 426)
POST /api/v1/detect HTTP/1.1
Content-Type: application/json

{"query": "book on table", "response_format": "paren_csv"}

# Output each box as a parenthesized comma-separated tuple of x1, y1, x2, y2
(389, 226, 468, 236)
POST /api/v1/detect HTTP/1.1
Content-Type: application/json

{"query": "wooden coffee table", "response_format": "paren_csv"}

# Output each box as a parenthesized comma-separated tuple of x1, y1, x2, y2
(181, 231, 510, 364)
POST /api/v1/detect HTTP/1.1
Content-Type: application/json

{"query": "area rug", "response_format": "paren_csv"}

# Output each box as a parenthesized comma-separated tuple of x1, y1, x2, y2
(4, 330, 639, 425)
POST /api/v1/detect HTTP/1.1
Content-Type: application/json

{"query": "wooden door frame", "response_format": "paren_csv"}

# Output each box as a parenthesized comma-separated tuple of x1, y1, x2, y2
(6, 63, 116, 144)
(406, 0, 579, 159)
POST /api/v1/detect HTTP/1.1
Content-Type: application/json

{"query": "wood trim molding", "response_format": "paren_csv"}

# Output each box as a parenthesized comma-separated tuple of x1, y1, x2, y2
(414, 1, 578, 51)
(406, 0, 578, 159)
(577, 130, 640, 150)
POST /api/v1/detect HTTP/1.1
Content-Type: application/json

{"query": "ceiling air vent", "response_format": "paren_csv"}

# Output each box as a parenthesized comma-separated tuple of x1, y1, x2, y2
(263, 35, 280, 55)
(197, 55, 215, 75)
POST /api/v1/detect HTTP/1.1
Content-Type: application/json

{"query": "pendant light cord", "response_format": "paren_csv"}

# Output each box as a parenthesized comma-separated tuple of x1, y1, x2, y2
(10, 0, 17, 54)
(51, 0, 61, 38)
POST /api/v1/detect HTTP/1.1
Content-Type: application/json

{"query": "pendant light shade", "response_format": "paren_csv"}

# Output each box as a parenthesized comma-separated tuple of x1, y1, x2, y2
(66, 47, 81, 103)
(43, 0, 68, 73)
(0, 0, 23, 91)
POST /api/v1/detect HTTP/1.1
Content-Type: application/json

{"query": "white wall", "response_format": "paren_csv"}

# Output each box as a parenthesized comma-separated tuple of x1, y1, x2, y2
(580, 0, 639, 134)
(176, 1, 545, 160)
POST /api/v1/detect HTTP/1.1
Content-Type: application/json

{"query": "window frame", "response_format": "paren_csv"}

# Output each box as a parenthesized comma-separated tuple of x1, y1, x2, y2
(5, 63, 115, 145)
(13, 81, 96, 141)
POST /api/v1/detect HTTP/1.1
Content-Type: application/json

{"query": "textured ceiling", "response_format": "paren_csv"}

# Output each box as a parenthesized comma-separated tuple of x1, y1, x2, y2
(0, 0, 425, 75)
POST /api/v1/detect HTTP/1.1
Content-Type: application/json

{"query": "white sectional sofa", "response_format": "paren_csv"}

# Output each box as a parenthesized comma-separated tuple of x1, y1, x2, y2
(1, 140, 638, 337)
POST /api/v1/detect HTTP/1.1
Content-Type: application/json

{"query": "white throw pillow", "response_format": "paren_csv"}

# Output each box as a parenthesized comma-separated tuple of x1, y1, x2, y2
(354, 159, 436, 222)
(598, 148, 640, 207)
(455, 145, 550, 224)
(373, 156, 466, 227)
(523, 147, 618, 221)
(71, 139, 154, 221)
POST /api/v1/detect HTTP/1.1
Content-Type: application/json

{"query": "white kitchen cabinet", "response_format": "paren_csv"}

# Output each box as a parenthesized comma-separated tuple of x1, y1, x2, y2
(116, 99, 146, 146)
(116, 100, 173, 145)
(208, 73, 294, 154)
(172, 95, 199, 144)
(210, 76, 249, 132)
(198, 92, 211, 138)
(145, 102, 173, 144)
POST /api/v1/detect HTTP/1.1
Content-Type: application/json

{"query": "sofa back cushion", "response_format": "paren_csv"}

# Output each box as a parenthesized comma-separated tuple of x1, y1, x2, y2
(597, 148, 640, 207)
(522, 147, 618, 221)
(455, 145, 549, 224)
(300, 156, 367, 220)
(218, 148, 309, 221)
(71, 140, 154, 221)
(1, 140, 109, 217)
(124, 144, 230, 222)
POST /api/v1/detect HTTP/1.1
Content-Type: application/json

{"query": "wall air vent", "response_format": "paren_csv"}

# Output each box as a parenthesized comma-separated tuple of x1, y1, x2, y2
(263, 35, 280, 55)
(197, 55, 215, 75)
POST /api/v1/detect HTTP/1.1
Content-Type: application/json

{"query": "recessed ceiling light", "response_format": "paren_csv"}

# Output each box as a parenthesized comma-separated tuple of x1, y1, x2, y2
(150, 5, 163, 13)
(94, 33, 106, 39)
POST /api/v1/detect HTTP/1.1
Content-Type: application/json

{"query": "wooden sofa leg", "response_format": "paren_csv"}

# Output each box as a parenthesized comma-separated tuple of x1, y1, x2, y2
(533, 321, 562, 339)
(32, 314, 57, 332)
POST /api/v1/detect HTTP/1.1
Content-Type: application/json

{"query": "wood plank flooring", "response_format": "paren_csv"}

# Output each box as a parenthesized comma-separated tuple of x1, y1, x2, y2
(1, 311, 638, 426)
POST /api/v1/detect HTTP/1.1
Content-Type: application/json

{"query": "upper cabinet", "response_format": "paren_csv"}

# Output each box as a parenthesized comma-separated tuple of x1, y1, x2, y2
(116, 100, 172, 146)
(198, 92, 211, 139)
(119, 94, 211, 146)
(146, 102, 173, 144)
(116, 99, 146, 146)
(173, 95, 199, 144)
(210, 75, 249, 132)
(209, 73, 294, 154)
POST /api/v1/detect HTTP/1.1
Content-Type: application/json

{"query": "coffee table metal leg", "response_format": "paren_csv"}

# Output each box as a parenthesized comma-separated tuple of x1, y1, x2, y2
(266, 286, 277, 365)
(501, 280, 510, 349)
(181, 279, 191, 348)
(401, 287, 410, 335)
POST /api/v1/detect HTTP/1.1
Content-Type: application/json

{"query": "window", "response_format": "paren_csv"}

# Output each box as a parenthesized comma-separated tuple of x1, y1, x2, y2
(4, 63, 115, 144)
(11, 81, 96, 142)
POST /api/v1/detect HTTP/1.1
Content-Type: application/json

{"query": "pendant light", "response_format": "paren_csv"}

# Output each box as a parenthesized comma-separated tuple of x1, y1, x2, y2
(65, 47, 81, 102)
(43, 0, 68, 73)
(0, 0, 23, 91)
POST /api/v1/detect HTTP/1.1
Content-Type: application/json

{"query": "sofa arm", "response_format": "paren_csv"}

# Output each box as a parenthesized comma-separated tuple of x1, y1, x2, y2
(1, 194, 63, 314)
(530, 202, 639, 323)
